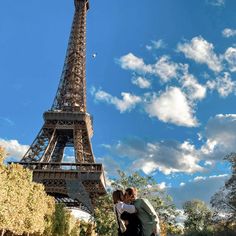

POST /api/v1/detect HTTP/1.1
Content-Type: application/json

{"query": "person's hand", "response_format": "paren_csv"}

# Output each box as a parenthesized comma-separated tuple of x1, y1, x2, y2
(124, 220, 129, 226)
(151, 225, 160, 236)
(152, 226, 158, 234)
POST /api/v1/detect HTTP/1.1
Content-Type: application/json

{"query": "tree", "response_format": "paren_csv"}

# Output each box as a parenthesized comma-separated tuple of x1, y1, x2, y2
(51, 204, 69, 236)
(25, 183, 55, 235)
(211, 153, 236, 216)
(0, 147, 55, 235)
(183, 199, 213, 235)
(94, 194, 117, 236)
(0, 147, 97, 236)
(210, 153, 236, 234)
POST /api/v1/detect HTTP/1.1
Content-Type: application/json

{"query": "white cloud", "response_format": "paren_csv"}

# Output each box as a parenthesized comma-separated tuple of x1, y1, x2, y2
(118, 53, 180, 82)
(204, 160, 213, 166)
(94, 90, 112, 102)
(207, 72, 236, 97)
(193, 174, 229, 182)
(118, 53, 152, 74)
(132, 76, 151, 89)
(145, 87, 198, 127)
(177, 36, 222, 72)
(180, 182, 186, 187)
(209, 174, 228, 179)
(0, 139, 29, 161)
(152, 56, 179, 82)
(224, 47, 236, 72)
(94, 89, 141, 113)
(114, 93, 141, 112)
(146, 39, 166, 51)
(193, 176, 207, 182)
(132, 140, 203, 175)
(207, 0, 225, 7)
(181, 73, 207, 101)
(157, 182, 168, 190)
(222, 28, 236, 38)
(100, 114, 236, 176)
(108, 138, 202, 175)
(200, 114, 236, 160)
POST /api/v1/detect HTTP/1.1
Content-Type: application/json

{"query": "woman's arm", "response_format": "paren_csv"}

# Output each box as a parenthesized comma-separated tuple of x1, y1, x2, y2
(117, 202, 136, 214)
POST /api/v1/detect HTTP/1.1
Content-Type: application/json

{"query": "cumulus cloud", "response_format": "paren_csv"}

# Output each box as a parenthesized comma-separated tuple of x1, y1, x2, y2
(224, 47, 236, 72)
(118, 53, 180, 82)
(181, 73, 207, 101)
(132, 76, 151, 89)
(100, 114, 236, 176)
(200, 114, 236, 160)
(0, 138, 29, 161)
(207, 72, 236, 97)
(222, 28, 236, 38)
(157, 182, 168, 190)
(204, 160, 213, 166)
(146, 39, 166, 51)
(118, 53, 152, 73)
(193, 176, 207, 182)
(177, 36, 222, 72)
(145, 87, 198, 127)
(93, 85, 202, 127)
(168, 173, 229, 208)
(105, 138, 202, 175)
(152, 56, 179, 82)
(94, 89, 141, 113)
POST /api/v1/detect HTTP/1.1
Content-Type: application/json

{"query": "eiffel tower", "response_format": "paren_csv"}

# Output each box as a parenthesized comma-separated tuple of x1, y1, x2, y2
(18, 0, 106, 213)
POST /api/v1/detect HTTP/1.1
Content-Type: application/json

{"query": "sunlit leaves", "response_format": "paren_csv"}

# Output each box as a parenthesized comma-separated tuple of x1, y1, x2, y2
(0, 147, 55, 235)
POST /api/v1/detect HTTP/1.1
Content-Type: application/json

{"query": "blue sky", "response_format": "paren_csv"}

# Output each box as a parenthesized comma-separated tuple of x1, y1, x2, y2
(1, 0, 236, 208)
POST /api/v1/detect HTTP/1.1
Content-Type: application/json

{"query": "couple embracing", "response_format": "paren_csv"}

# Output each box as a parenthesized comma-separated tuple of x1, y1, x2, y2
(113, 187, 160, 236)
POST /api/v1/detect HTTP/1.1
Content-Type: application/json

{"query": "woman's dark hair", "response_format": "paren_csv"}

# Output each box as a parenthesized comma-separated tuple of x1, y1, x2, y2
(112, 190, 124, 204)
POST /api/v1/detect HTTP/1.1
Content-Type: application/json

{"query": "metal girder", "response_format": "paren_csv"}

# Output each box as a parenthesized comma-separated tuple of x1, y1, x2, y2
(52, 0, 87, 113)
(19, 0, 106, 213)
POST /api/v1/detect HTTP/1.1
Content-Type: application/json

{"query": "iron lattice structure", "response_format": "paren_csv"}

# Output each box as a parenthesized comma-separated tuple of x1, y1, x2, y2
(19, 0, 106, 213)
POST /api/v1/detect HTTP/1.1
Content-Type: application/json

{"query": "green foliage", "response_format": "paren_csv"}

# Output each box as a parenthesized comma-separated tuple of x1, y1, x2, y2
(0, 147, 6, 165)
(0, 147, 96, 236)
(49, 204, 95, 236)
(210, 153, 236, 234)
(0, 147, 55, 235)
(183, 199, 213, 235)
(94, 194, 117, 236)
(211, 153, 236, 218)
(51, 204, 68, 236)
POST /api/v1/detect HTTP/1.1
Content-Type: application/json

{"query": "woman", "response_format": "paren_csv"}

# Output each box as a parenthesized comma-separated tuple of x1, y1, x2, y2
(112, 190, 143, 236)
(125, 188, 160, 236)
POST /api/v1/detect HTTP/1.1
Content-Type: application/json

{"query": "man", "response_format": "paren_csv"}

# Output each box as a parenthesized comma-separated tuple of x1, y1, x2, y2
(125, 187, 160, 236)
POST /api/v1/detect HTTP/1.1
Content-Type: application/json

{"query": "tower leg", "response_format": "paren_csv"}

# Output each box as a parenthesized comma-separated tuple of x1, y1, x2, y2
(74, 124, 84, 162)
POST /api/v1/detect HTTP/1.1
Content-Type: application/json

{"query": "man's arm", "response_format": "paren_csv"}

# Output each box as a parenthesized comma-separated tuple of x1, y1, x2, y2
(141, 199, 160, 234)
